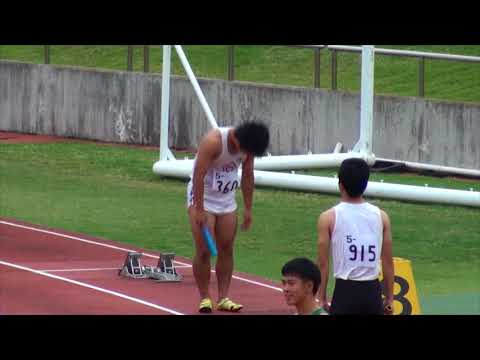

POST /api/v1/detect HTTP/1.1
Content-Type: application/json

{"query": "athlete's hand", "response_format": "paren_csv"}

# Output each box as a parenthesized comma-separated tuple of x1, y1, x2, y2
(192, 207, 207, 227)
(316, 298, 330, 313)
(383, 298, 394, 315)
(240, 208, 253, 231)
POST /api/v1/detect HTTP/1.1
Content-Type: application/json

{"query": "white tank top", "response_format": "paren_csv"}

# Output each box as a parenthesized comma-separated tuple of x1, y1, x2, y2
(331, 202, 383, 281)
(191, 127, 244, 204)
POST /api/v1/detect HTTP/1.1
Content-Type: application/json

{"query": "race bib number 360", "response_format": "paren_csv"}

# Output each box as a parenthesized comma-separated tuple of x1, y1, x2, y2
(213, 168, 239, 194)
(343, 234, 378, 268)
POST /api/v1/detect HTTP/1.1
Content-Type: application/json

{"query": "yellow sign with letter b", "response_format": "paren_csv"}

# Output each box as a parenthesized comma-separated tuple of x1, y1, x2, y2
(379, 257, 421, 315)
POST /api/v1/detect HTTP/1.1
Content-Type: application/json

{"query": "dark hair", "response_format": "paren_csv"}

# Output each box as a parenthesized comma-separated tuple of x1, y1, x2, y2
(234, 121, 270, 157)
(338, 158, 370, 198)
(281, 257, 321, 295)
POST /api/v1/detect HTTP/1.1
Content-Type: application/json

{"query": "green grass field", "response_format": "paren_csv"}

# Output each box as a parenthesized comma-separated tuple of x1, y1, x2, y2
(1, 45, 480, 104)
(1, 142, 479, 314)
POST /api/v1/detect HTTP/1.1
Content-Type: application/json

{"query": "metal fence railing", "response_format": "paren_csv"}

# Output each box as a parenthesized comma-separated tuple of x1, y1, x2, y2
(42, 45, 480, 98)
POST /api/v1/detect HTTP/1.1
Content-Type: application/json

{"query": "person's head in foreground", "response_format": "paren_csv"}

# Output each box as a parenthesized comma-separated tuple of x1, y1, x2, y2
(338, 158, 370, 201)
(281, 257, 326, 315)
(233, 121, 270, 157)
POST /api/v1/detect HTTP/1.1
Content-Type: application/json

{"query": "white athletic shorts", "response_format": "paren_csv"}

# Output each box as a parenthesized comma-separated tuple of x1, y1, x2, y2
(187, 180, 237, 215)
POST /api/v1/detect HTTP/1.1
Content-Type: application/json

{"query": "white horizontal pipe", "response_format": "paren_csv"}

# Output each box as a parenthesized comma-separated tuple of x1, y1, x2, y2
(366, 181, 480, 207)
(304, 45, 480, 63)
(155, 153, 376, 173)
(174, 45, 218, 129)
(377, 158, 480, 178)
(306, 45, 480, 62)
(253, 152, 376, 171)
(254, 171, 480, 207)
(153, 160, 480, 207)
(372, 47, 480, 63)
(153, 159, 193, 178)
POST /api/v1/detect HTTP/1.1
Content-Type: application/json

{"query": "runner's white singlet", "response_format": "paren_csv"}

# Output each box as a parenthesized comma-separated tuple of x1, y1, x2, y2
(331, 202, 383, 281)
(187, 127, 244, 215)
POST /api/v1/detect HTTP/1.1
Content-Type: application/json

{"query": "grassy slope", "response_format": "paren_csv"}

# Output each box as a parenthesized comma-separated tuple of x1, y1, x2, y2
(1, 44, 479, 313)
(1, 142, 479, 313)
(1, 45, 479, 103)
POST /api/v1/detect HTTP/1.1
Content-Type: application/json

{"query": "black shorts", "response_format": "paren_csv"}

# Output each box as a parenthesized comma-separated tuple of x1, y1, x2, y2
(329, 278, 383, 315)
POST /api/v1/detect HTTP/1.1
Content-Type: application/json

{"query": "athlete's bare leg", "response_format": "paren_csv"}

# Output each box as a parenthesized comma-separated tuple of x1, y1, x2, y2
(188, 206, 216, 300)
(214, 211, 238, 301)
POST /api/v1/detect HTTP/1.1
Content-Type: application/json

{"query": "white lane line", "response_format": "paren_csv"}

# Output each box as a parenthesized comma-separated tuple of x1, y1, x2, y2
(39, 267, 121, 272)
(0, 220, 282, 292)
(224, 273, 282, 292)
(0, 260, 184, 315)
(0, 220, 162, 259)
(169, 265, 192, 268)
(39, 265, 193, 273)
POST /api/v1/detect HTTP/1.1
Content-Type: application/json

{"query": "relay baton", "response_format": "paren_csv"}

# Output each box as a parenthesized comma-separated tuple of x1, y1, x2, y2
(202, 226, 218, 257)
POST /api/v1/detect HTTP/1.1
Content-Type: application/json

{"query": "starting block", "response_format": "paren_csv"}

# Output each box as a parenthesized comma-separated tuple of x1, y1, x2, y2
(118, 251, 183, 282)
(119, 252, 147, 279)
(144, 253, 183, 282)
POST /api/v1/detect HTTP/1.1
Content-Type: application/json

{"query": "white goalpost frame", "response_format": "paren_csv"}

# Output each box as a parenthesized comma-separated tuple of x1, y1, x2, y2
(158, 45, 374, 167)
(174, 45, 219, 130)
(159, 45, 175, 161)
(159, 45, 219, 161)
(353, 45, 374, 154)
(153, 45, 480, 208)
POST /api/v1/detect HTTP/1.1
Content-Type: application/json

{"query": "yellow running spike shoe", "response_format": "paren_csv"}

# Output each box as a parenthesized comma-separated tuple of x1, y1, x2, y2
(217, 298, 243, 312)
(199, 298, 213, 313)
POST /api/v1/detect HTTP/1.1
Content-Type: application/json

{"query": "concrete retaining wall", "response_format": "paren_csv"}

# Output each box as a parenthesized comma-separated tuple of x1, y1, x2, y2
(1, 60, 479, 168)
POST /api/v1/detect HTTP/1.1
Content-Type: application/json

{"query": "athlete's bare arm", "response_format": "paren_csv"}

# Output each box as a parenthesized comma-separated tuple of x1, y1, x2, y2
(191, 130, 221, 226)
(317, 209, 334, 311)
(380, 210, 394, 314)
(240, 153, 254, 231)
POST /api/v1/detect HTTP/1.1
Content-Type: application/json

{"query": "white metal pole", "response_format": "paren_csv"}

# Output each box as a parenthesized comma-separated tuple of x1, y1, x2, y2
(152, 159, 480, 207)
(174, 45, 219, 129)
(253, 152, 376, 171)
(160, 45, 172, 161)
(376, 157, 480, 179)
(354, 45, 375, 155)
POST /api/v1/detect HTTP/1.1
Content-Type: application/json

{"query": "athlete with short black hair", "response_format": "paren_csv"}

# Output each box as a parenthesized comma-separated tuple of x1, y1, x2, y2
(187, 121, 269, 313)
(316, 158, 394, 315)
(281, 258, 327, 315)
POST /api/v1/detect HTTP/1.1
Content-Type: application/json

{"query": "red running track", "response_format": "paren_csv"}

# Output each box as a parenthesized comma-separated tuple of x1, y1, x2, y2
(0, 218, 292, 315)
